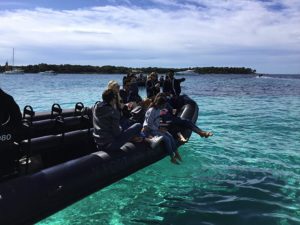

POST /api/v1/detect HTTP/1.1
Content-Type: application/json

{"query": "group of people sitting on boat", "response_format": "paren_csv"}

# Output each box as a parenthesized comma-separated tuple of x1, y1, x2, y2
(0, 70, 212, 167)
(93, 70, 213, 164)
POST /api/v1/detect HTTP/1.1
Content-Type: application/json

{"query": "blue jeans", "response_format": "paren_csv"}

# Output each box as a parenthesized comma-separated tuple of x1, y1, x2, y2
(148, 130, 177, 157)
(105, 123, 142, 151)
(161, 131, 177, 157)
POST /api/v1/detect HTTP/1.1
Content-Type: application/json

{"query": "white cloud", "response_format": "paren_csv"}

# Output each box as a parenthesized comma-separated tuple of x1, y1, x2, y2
(0, 1, 299, 73)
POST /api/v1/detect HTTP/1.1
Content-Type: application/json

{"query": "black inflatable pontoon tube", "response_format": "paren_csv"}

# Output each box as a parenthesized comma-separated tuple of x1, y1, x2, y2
(0, 96, 199, 225)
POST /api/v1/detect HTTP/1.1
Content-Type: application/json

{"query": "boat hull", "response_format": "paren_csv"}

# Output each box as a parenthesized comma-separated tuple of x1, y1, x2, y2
(3, 70, 24, 74)
(0, 95, 198, 225)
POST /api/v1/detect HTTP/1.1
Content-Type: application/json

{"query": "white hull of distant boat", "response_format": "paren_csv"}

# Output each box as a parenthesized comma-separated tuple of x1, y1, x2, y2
(176, 69, 196, 75)
(4, 48, 24, 74)
(3, 69, 24, 74)
(39, 70, 57, 75)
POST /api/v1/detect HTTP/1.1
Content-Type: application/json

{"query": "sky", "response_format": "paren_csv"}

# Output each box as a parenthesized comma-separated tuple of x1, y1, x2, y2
(0, 0, 299, 74)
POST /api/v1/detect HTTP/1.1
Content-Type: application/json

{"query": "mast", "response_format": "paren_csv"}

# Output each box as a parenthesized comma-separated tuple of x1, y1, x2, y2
(12, 48, 15, 68)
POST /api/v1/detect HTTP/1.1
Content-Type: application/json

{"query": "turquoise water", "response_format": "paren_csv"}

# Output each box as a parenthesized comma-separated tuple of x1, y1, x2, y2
(1, 74, 300, 225)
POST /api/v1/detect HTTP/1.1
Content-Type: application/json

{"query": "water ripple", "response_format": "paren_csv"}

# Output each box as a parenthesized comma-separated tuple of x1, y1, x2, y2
(2, 74, 299, 225)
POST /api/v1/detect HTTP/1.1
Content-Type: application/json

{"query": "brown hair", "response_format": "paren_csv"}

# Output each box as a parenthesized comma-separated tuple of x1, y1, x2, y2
(102, 89, 116, 103)
(138, 98, 152, 110)
(149, 93, 167, 109)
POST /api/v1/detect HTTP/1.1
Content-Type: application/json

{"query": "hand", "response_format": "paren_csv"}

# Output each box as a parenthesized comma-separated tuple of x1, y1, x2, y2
(126, 102, 133, 110)
(141, 127, 150, 135)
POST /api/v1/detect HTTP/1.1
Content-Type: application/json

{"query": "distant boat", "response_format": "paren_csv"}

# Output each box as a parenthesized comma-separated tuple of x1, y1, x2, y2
(3, 48, 24, 74)
(39, 70, 57, 75)
(176, 69, 196, 75)
(4, 68, 24, 74)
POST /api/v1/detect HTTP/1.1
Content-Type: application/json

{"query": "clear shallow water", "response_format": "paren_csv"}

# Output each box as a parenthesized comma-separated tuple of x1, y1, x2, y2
(1, 73, 300, 225)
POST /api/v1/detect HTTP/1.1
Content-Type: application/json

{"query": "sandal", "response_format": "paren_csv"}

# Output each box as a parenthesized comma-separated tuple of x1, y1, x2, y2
(199, 131, 213, 138)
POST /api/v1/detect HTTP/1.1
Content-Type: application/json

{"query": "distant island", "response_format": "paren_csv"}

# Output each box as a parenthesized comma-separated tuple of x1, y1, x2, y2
(0, 63, 256, 74)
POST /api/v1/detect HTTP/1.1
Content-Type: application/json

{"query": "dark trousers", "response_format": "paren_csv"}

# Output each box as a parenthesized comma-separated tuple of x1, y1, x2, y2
(172, 117, 202, 134)
(105, 123, 142, 151)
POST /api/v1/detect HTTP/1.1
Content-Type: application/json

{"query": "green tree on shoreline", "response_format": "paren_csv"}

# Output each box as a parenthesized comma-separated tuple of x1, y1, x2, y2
(0, 63, 256, 74)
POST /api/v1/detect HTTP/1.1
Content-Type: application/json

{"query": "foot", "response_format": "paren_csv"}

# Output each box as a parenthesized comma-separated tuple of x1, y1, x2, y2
(175, 151, 182, 162)
(131, 136, 143, 143)
(199, 131, 213, 138)
(177, 132, 188, 143)
(170, 157, 180, 165)
(178, 137, 188, 143)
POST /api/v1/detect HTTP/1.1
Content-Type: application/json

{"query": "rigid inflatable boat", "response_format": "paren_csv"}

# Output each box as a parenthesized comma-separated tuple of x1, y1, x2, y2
(0, 95, 198, 225)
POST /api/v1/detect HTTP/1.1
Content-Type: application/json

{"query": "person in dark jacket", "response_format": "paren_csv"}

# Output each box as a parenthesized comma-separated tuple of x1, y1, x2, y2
(159, 75, 164, 85)
(160, 102, 213, 141)
(0, 88, 22, 143)
(163, 70, 185, 97)
(119, 79, 131, 104)
(128, 75, 140, 100)
(93, 89, 142, 151)
(0, 89, 22, 129)
(0, 88, 22, 176)
(120, 78, 142, 104)
(146, 72, 160, 98)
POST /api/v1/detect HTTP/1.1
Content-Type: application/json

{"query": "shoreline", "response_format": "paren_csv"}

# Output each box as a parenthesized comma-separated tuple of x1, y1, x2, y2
(1, 64, 256, 75)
